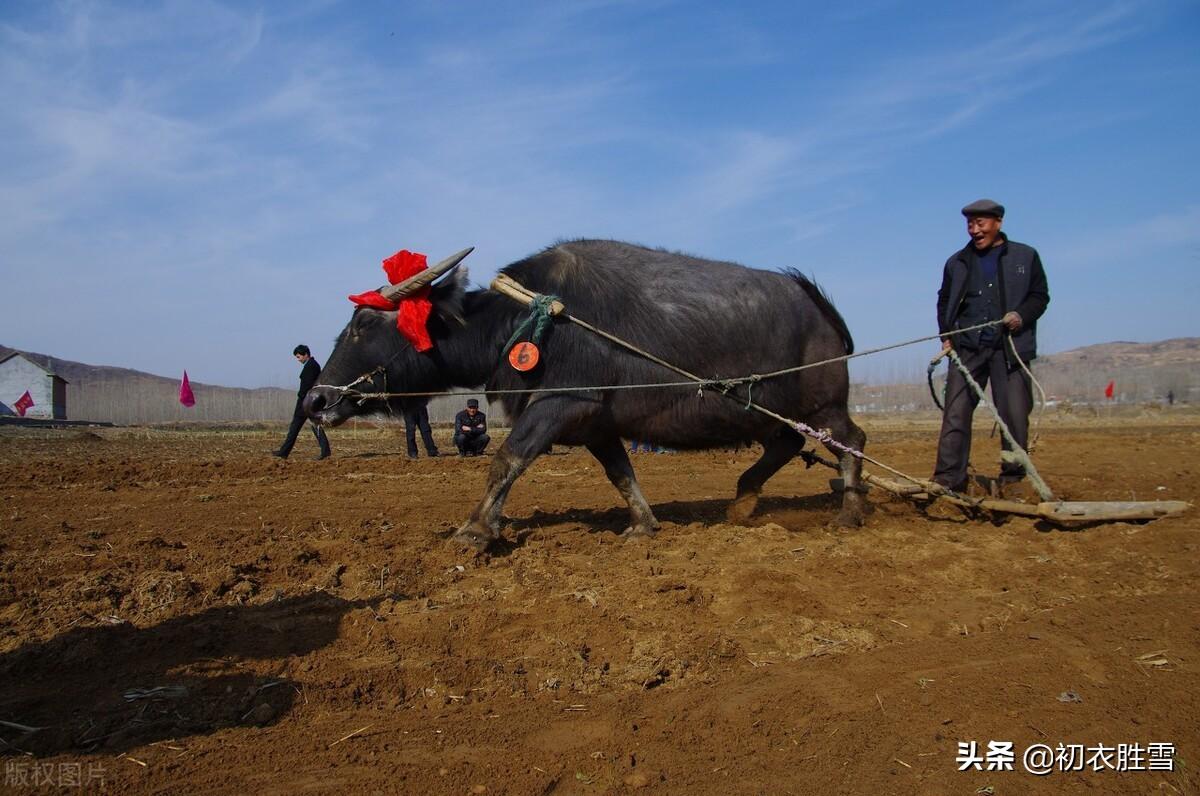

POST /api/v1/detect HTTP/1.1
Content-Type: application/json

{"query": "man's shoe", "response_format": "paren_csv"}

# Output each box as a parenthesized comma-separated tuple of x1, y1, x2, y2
(407, 454, 418, 460)
(315, 452, 330, 461)
(272, 450, 288, 459)
(930, 477, 967, 494)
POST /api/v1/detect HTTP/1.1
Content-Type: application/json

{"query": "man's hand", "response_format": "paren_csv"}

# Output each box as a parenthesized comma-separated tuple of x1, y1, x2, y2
(1002, 311, 1023, 331)
(941, 338, 953, 353)
(461, 425, 471, 432)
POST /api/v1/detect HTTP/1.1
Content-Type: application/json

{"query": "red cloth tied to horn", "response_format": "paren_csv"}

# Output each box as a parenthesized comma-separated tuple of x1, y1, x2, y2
(347, 249, 435, 352)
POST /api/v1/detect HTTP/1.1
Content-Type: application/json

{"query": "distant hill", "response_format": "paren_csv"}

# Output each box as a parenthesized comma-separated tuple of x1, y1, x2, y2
(0, 344, 225, 388)
(1032, 337, 1198, 403)
(1037, 338, 1200, 369)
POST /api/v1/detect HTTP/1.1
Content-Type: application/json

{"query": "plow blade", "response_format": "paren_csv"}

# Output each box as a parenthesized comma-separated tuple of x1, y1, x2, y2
(858, 473, 1191, 525)
(1036, 500, 1190, 523)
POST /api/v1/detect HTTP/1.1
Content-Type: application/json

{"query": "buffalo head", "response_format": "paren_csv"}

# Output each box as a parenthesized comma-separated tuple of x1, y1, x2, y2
(304, 247, 473, 426)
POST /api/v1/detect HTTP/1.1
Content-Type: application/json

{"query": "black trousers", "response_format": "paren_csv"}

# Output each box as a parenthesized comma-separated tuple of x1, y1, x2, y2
(403, 406, 439, 457)
(933, 346, 1032, 488)
(278, 401, 330, 458)
(454, 432, 490, 455)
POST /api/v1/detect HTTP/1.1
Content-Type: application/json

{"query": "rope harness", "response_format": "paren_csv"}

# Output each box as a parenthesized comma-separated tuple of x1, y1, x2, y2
(333, 320, 1007, 403)
(945, 346, 1054, 501)
(502, 293, 560, 357)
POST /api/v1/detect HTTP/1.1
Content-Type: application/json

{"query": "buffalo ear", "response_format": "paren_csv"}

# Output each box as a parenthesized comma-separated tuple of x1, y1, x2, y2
(430, 265, 468, 325)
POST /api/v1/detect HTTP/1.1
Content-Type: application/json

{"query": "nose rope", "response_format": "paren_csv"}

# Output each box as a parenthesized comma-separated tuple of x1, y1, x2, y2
(320, 366, 387, 411)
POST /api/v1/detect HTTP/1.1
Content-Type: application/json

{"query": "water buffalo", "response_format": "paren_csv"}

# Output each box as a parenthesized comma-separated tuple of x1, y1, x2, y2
(305, 240, 866, 551)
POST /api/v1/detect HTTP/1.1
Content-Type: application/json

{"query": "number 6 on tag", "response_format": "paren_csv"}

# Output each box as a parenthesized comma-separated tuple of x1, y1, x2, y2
(508, 341, 540, 372)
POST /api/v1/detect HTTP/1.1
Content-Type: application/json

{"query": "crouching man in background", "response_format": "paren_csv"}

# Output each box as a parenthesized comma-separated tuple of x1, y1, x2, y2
(453, 398, 490, 457)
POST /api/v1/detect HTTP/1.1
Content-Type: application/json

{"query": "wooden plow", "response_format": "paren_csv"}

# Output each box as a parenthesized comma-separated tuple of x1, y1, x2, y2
(492, 274, 1192, 528)
(829, 466, 1191, 525)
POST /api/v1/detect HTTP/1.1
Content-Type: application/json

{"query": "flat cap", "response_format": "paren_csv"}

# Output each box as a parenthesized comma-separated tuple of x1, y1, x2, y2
(466, 398, 479, 408)
(961, 198, 1004, 218)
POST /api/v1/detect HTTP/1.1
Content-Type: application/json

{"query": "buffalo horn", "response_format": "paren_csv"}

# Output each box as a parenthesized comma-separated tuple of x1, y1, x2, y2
(379, 247, 475, 300)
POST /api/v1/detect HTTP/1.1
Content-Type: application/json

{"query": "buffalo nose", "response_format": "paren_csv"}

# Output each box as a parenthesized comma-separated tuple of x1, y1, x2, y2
(303, 386, 338, 420)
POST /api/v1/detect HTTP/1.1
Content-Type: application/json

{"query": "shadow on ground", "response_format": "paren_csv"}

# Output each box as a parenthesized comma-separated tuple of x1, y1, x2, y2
(0, 593, 374, 756)
(511, 494, 845, 537)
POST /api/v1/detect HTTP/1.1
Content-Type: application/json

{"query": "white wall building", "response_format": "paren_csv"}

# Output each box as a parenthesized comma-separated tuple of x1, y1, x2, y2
(0, 352, 68, 419)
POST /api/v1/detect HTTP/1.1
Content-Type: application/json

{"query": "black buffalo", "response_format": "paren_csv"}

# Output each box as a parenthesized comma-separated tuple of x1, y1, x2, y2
(305, 240, 866, 550)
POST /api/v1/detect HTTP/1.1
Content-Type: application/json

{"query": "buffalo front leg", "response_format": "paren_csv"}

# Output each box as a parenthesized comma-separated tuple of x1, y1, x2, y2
(452, 396, 598, 552)
(727, 429, 805, 523)
(586, 437, 660, 539)
(450, 443, 533, 552)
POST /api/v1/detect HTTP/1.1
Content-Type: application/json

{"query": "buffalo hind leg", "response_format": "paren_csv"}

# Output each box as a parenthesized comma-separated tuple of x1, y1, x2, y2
(727, 429, 805, 523)
(586, 437, 660, 538)
(812, 409, 867, 527)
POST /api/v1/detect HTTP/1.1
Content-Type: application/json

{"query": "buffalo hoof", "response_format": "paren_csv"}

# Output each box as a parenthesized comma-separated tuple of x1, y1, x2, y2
(451, 522, 499, 553)
(621, 522, 659, 541)
(833, 509, 865, 529)
(726, 493, 759, 525)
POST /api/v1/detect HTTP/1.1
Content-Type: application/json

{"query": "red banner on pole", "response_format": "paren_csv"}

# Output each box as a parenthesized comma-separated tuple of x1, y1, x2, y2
(1104, 380, 1115, 400)
(13, 390, 34, 417)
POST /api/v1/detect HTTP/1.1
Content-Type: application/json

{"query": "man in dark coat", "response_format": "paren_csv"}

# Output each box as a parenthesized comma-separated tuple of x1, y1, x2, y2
(402, 399, 440, 459)
(274, 344, 331, 460)
(453, 398, 490, 456)
(932, 199, 1049, 491)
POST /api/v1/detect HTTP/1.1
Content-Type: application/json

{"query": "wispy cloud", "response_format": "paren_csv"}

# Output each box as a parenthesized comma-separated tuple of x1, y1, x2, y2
(609, 2, 1150, 245)
(1054, 205, 1200, 270)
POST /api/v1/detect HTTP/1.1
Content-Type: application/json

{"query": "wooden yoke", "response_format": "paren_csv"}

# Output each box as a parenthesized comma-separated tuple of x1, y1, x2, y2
(490, 274, 565, 315)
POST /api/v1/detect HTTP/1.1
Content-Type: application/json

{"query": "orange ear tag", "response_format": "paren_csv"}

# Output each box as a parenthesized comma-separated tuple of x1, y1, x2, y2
(508, 341, 540, 372)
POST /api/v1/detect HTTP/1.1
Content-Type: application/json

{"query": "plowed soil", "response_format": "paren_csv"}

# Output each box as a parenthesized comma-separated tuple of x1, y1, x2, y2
(1, 412, 1197, 794)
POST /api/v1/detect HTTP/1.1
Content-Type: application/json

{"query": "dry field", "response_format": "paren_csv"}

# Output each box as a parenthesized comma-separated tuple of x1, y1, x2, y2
(1, 411, 1197, 794)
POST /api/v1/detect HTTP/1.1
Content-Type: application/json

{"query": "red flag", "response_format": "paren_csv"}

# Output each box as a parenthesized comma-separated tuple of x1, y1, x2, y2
(1104, 380, 1115, 400)
(13, 390, 34, 417)
(179, 371, 196, 407)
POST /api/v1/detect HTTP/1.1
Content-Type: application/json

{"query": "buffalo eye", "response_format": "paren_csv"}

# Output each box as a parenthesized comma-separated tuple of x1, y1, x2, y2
(351, 308, 382, 340)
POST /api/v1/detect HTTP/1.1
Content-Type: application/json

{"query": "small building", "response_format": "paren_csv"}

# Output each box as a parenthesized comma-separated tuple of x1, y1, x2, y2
(0, 352, 68, 420)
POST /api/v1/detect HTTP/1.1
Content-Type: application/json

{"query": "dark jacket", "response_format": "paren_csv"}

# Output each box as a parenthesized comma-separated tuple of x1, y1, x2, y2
(298, 358, 321, 398)
(936, 235, 1049, 361)
(454, 409, 487, 437)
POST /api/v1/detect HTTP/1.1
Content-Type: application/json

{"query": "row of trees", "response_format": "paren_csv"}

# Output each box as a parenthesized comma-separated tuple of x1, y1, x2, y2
(850, 362, 1197, 413)
(64, 378, 497, 426)
(1032, 363, 1196, 405)
(66, 378, 294, 425)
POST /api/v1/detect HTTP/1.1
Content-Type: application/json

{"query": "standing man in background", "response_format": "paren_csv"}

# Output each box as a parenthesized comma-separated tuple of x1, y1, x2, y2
(932, 199, 1049, 493)
(274, 344, 331, 460)
(402, 399, 440, 460)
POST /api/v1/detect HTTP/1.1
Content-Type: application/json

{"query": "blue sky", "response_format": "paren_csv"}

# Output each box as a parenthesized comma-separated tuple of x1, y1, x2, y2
(1, 0, 1197, 388)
